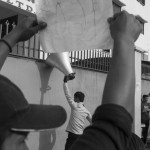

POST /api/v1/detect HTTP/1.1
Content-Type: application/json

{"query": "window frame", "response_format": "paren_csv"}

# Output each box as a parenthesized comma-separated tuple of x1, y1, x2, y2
(112, 0, 126, 14)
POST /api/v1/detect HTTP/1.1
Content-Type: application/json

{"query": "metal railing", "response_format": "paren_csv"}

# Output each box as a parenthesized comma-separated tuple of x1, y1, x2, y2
(0, 16, 48, 60)
(1, 18, 112, 72)
(11, 34, 48, 60)
(70, 50, 111, 72)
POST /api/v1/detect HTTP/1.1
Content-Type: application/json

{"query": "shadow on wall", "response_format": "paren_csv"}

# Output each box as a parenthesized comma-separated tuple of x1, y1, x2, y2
(35, 61, 53, 104)
(39, 130, 56, 150)
(35, 61, 57, 150)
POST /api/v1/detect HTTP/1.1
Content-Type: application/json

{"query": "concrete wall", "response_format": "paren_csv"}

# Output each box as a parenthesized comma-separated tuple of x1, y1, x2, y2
(1, 56, 106, 150)
(1, 49, 143, 148)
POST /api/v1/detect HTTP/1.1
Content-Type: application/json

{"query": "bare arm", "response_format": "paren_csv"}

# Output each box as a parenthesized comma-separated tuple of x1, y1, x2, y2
(0, 16, 47, 70)
(63, 82, 76, 107)
(70, 11, 141, 150)
(102, 11, 142, 117)
(86, 113, 92, 124)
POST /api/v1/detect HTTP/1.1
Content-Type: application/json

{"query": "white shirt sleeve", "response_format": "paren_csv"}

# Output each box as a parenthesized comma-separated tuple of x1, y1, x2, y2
(63, 82, 77, 108)
(86, 109, 92, 124)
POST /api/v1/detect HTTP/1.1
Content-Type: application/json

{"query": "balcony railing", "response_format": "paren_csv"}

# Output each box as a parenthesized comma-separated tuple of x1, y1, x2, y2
(1, 17, 112, 72)
(70, 50, 111, 72)
(11, 34, 48, 60)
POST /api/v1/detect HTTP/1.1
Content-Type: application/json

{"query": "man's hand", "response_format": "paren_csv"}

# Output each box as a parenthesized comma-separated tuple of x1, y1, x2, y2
(64, 73, 75, 83)
(12, 16, 47, 42)
(108, 11, 142, 42)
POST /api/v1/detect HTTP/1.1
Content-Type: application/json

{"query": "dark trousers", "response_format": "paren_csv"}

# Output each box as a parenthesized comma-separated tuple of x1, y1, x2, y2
(65, 132, 80, 150)
(141, 121, 149, 144)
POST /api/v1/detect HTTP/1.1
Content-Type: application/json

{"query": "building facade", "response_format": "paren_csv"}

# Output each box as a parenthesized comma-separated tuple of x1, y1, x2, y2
(0, 0, 148, 149)
(113, 0, 150, 60)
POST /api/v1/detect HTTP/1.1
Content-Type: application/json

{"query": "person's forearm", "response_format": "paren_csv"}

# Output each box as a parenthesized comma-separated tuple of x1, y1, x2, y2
(102, 36, 135, 117)
(63, 82, 74, 104)
(0, 17, 47, 70)
(0, 28, 19, 70)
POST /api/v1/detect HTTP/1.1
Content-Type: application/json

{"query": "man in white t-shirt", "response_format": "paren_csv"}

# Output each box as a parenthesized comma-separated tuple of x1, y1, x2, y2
(63, 74, 92, 150)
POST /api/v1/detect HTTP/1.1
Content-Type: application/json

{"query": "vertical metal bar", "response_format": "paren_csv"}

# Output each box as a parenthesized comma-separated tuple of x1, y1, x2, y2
(94, 50, 96, 69)
(78, 51, 80, 66)
(38, 36, 41, 59)
(70, 51, 73, 64)
(83, 50, 86, 68)
(28, 39, 31, 57)
(74, 51, 77, 66)
(12, 22, 16, 29)
(33, 35, 36, 58)
(89, 50, 92, 69)
(5, 20, 9, 35)
(11, 22, 16, 54)
(107, 53, 109, 72)
(108, 53, 111, 72)
(106, 53, 108, 72)
(81, 51, 83, 67)
(95, 50, 98, 70)
(101, 52, 103, 71)
(92, 50, 94, 69)
(87, 50, 89, 68)
(97, 51, 100, 70)
(105, 52, 107, 71)
(104, 52, 106, 72)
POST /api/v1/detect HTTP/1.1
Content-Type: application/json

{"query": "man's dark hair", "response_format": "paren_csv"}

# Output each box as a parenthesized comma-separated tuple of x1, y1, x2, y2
(143, 95, 149, 99)
(74, 92, 85, 102)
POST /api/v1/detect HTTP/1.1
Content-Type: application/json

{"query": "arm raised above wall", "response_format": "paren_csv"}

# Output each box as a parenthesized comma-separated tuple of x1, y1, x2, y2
(0, 16, 47, 70)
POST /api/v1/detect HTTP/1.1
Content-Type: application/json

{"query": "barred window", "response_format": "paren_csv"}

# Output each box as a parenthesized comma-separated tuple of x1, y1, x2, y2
(0, 15, 47, 60)
(0, 15, 18, 38)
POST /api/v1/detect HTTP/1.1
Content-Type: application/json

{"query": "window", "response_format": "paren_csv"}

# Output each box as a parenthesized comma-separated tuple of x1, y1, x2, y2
(112, 0, 125, 14)
(0, 15, 47, 60)
(0, 15, 18, 38)
(137, 0, 145, 6)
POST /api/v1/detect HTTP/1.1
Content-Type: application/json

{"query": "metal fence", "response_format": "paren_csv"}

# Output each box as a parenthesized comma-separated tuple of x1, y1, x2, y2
(1, 18, 112, 72)
(70, 50, 111, 72)
(11, 34, 48, 60)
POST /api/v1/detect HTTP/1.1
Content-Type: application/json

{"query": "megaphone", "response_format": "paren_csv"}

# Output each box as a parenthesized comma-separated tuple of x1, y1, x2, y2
(45, 52, 74, 75)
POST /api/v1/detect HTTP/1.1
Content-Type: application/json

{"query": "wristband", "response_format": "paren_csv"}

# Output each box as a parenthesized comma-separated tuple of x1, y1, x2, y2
(0, 39, 12, 53)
